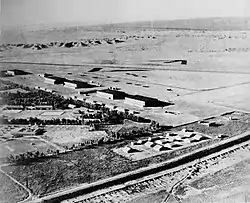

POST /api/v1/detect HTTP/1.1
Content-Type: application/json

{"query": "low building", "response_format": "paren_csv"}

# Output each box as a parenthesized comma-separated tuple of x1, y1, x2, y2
(44, 77, 56, 85)
(78, 89, 98, 95)
(68, 104, 76, 109)
(64, 80, 98, 89)
(163, 142, 182, 149)
(44, 74, 66, 85)
(39, 87, 46, 91)
(96, 89, 126, 100)
(124, 96, 146, 107)
(124, 95, 165, 108)
(11, 126, 44, 137)
(155, 139, 171, 145)
(190, 134, 208, 142)
(153, 144, 170, 151)
(4, 105, 23, 110)
(35, 105, 53, 110)
(6, 70, 15, 76)
(64, 81, 77, 89)
(180, 132, 196, 139)
(1, 69, 30, 77)
(26, 106, 36, 110)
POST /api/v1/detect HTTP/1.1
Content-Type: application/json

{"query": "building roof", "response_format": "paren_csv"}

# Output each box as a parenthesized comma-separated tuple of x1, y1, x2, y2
(35, 105, 53, 108)
(99, 89, 126, 96)
(153, 144, 170, 151)
(65, 80, 98, 88)
(125, 94, 158, 102)
(44, 74, 66, 82)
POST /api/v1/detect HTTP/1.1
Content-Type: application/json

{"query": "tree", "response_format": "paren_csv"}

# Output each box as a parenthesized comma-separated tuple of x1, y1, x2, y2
(8, 154, 15, 162)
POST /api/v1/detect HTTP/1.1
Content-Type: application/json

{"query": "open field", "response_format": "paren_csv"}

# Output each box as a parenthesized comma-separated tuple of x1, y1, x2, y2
(43, 125, 108, 146)
(0, 109, 82, 120)
(0, 137, 58, 159)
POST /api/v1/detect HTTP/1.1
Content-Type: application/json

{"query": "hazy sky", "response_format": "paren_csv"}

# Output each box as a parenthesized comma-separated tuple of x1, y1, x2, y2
(0, 0, 249, 27)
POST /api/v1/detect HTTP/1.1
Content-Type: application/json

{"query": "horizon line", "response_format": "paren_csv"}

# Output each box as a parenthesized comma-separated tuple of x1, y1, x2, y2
(2, 16, 250, 30)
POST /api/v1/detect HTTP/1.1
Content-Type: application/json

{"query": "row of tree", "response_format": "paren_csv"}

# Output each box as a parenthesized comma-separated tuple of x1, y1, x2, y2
(7, 149, 60, 164)
(1, 89, 72, 109)
(0, 80, 31, 91)
(62, 122, 159, 151)
(3, 117, 101, 126)
(2, 81, 160, 129)
(78, 106, 151, 124)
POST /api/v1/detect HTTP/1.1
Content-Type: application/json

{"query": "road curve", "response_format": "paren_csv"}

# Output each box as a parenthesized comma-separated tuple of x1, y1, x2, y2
(0, 164, 33, 203)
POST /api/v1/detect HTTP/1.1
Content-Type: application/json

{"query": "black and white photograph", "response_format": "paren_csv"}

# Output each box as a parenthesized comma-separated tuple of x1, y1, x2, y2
(0, 0, 250, 202)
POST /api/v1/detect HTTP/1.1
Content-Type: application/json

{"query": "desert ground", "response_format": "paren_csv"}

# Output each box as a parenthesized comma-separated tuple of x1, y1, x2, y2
(0, 18, 250, 203)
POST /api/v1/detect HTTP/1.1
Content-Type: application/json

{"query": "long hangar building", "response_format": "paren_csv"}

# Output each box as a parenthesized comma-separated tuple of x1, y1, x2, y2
(124, 95, 161, 107)
(96, 89, 170, 108)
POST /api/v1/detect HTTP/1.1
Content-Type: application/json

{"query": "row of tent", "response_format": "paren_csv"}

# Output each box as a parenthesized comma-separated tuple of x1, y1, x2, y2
(123, 130, 211, 153)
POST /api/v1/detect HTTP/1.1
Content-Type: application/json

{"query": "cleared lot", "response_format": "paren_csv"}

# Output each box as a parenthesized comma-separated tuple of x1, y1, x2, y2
(43, 125, 108, 146)
(0, 138, 57, 158)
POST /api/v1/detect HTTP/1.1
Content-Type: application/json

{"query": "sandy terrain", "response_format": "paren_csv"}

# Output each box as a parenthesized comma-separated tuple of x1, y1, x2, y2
(1, 28, 250, 126)
(1, 18, 250, 202)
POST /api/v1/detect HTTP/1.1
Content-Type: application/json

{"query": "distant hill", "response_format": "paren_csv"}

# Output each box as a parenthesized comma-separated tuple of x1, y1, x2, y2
(115, 17, 250, 31)
(1, 17, 250, 44)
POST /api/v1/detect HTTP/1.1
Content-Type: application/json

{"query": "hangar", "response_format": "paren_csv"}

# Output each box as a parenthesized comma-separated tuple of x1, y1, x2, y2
(96, 89, 127, 100)
(64, 80, 98, 89)
(124, 95, 170, 108)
